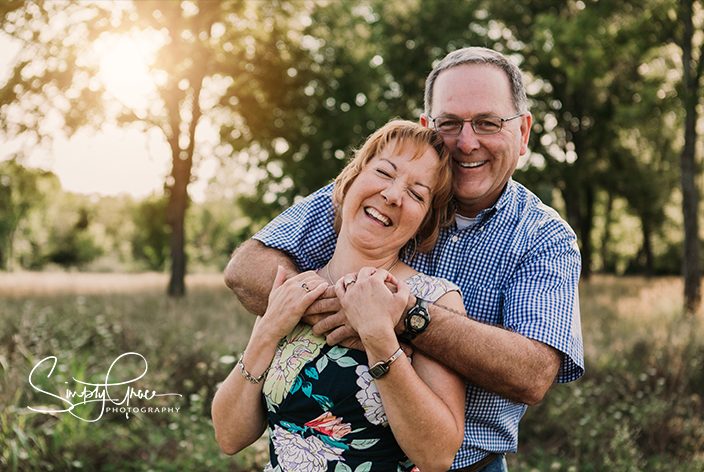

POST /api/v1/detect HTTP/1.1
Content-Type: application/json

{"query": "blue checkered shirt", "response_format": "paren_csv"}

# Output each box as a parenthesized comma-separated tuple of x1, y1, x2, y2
(253, 179, 584, 469)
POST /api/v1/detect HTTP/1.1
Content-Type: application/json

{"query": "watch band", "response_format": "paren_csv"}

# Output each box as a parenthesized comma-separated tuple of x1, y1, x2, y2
(368, 347, 404, 379)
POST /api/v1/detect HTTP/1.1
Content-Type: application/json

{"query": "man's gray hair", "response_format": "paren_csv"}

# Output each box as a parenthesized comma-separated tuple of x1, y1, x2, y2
(424, 47, 528, 116)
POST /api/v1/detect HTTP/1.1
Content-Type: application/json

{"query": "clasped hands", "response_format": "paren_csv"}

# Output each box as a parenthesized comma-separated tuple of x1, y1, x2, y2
(300, 267, 415, 352)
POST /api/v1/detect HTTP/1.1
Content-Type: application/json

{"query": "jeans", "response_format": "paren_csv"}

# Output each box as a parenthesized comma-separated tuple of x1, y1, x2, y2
(478, 454, 508, 472)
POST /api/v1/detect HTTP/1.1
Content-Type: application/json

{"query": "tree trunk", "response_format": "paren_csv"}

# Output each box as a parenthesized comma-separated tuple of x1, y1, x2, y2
(680, 0, 701, 315)
(165, 76, 204, 298)
(641, 216, 653, 276)
(600, 192, 614, 272)
(580, 183, 594, 280)
(166, 150, 190, 297)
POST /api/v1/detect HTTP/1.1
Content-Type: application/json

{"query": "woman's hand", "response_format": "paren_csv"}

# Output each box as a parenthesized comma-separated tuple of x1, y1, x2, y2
(334, 267, 410, 348)
(253, 266, 328, 343)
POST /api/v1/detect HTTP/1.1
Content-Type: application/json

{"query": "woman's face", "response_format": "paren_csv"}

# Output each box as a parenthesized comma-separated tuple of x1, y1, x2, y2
(340, 141, 440, 257)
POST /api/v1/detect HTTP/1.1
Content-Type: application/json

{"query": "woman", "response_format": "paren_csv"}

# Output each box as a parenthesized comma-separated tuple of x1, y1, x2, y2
(212, 120, 466, 472)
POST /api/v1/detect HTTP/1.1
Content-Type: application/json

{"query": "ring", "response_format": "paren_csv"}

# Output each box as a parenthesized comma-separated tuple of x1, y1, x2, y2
(344, 278, 356, 289)
(301, 283, 310, 292)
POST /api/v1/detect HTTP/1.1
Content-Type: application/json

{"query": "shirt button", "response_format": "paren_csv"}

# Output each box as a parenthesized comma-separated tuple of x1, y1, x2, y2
(452, 236, 458, 242)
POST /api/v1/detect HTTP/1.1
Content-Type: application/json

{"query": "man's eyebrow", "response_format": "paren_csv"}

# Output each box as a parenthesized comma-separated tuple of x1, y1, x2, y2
(438, 111, 497, 118)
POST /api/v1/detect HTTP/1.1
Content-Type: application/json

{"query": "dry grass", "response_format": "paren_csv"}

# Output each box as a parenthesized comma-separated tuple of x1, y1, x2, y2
(578, 275, 703, 367)
(0, 271, 226, 298)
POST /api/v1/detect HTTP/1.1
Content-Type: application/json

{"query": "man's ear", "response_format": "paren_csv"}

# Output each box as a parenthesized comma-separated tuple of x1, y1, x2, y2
(519, 112, 532, 156)
(420, 114, 431, 128)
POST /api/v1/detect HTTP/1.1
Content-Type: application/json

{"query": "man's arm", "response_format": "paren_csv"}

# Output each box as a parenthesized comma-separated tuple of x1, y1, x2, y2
(225, 239, 342, 320)
(412, 299, 562, 406)
(224, 239, 299, 315)
(315, 298, 562, 405)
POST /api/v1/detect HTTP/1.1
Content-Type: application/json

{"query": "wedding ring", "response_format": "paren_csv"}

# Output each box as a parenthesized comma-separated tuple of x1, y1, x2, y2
(301, 283, 310, 292)
(344, 278, 356, 289)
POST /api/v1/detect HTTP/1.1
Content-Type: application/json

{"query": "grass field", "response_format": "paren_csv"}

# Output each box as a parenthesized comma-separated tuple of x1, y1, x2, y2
(1, 272, 703, 471)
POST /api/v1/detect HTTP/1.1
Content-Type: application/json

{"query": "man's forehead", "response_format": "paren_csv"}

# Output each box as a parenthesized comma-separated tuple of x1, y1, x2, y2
(432, 63, 512, 114)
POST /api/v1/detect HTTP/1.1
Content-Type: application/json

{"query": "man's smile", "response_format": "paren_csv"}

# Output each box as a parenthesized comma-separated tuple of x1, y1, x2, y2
(456, 159, 488, 169)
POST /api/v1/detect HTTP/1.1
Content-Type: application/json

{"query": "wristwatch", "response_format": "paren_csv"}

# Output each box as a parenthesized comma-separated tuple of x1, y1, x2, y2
(398, 297, 430, 344)
(369, 347, 404, 379)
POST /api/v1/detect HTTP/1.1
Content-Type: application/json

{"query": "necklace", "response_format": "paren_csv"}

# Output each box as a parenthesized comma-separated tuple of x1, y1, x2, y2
(325, 258, 400, 285)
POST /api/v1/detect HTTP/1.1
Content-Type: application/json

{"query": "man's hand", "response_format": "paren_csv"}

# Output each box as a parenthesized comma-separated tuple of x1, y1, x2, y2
(311, 312, 359, 346)
(307, 284, 360, 347)
(302, 285, 340, 321)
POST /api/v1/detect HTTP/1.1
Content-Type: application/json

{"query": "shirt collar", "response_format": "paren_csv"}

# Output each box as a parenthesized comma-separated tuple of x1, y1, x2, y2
(470, 178, 515, 223)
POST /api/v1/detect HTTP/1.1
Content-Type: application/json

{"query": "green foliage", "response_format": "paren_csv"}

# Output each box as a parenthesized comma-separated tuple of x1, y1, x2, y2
(0, 282, 259, 471)
(489, 0, 682, 276)
(46, 207, 104, 268)
(0, 158, 60, 270)
(131, 195, 170, 272)
(185, 198, 253, 271)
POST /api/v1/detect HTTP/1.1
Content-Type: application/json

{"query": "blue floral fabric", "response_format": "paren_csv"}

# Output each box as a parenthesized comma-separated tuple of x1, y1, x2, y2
(260, 274, 459, 472)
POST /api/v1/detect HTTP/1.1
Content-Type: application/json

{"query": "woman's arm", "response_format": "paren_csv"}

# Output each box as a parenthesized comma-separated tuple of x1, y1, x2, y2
(211, 316, 275, 455)
(212, 267, 328, 454)
(372, 291, 466, 472)
(338, 270, 465, 472)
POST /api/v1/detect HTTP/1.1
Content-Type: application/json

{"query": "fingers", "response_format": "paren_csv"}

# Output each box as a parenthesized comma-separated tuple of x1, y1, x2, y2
(287, 271, 328, 296)
(337, 267, 399, 295)
(271, 265, 288, 290)
(305, 295, 342, 317)
(324, 324, 359, 346)
(312, 312, 348, 337)
(267, 270, 329, 313)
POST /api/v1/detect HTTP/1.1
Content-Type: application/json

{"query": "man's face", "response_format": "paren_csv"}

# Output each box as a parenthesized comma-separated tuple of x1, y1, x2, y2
(421, 64, 531, 218)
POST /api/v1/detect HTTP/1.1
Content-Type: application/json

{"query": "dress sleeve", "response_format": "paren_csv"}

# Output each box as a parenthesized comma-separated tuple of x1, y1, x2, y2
(405, 273, 461, 303)
(253, 183, 338, 272)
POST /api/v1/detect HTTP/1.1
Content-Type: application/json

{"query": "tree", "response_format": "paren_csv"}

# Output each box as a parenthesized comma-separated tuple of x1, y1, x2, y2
(0, 0, 315, 295)
(485, 0, 679, 278)
(0, 157, 58, 270)
(678, 0, 703, 314)
(224, 1, 398, 222)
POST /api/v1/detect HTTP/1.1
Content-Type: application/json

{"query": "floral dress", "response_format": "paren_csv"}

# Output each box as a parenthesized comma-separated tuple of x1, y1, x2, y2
(261, 273, 460, 472)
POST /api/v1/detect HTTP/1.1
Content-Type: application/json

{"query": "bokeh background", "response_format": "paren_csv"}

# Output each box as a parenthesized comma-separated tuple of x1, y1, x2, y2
(1, 1, 703, 471)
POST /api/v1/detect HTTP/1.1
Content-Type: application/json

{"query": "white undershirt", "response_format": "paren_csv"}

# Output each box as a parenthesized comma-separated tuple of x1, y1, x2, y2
(454, 213, 477, 230)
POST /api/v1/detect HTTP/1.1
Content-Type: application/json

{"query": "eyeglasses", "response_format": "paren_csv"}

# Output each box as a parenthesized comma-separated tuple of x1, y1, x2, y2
(429, 113, 523, 136)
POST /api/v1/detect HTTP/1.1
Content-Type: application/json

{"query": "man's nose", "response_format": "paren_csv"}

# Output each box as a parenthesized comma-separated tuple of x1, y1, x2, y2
(456, 123, 481, 153)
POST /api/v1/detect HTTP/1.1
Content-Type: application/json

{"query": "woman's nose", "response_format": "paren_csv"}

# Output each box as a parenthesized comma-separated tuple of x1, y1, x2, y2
(381, 183, 403, 206)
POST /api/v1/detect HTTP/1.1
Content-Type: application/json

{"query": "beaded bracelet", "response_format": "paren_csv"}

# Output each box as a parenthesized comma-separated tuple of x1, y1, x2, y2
(238, 352, 270, 384)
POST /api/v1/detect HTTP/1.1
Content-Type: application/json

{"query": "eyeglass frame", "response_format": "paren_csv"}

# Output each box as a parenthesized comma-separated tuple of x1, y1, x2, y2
(428, 113, 524, 136)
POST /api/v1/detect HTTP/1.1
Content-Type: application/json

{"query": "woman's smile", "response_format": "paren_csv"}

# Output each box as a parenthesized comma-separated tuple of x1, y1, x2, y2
(364, 206, 392, 227)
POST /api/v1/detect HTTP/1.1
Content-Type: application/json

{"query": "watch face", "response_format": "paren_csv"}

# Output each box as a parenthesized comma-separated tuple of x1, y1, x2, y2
(369, 363, 388, 379)
(409, 314, 426, 330)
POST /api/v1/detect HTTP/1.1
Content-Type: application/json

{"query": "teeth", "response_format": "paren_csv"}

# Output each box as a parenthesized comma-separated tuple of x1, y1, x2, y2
(458, 160, 486, 168)
(365, 207, 391, 226)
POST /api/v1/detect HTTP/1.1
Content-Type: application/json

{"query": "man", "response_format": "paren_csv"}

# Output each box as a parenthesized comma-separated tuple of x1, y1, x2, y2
(224, 47, 584, 472)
